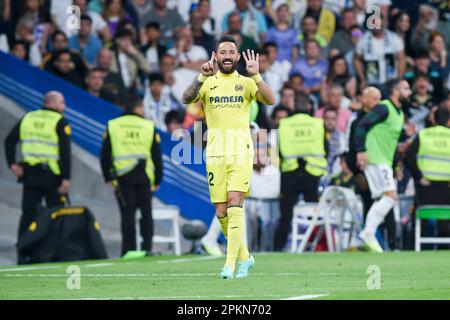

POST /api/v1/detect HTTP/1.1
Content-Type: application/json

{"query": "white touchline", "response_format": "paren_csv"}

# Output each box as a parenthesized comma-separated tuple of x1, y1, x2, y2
(0, 266, 61, 272)
(282, 294, 330, 300)
(84, 263, 116, 268)
(156, 256, 222, 264)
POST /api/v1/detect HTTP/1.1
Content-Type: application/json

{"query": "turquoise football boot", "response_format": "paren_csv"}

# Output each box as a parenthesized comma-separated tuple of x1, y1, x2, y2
(235, 255, 255, 278)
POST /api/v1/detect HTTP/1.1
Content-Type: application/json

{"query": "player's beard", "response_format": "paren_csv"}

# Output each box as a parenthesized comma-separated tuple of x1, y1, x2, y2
(399, 95, 410, 106)
(217, 58, 237, 74)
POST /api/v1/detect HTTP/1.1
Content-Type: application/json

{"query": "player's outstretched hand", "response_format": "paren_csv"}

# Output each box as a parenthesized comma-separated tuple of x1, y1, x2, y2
(242, 49, 259, 76)
(200, 52, 216, 76)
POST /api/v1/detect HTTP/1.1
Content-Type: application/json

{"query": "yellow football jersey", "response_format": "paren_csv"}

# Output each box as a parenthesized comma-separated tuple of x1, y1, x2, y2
(196, 70, 258, 157)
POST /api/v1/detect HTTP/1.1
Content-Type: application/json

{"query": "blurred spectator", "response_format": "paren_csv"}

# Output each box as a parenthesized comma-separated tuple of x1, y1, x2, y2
(290, 39, 328, 97)
(50, 49, 86, 88)
(265, 3, 300, 63)
(391, 11, 413, 60)
(10, 40, 29, 62)
(226, 11, 258, 52)
(344, 24, 364, 77)
(259, 48, 284, 106)
(109, 28, 151, 91)
(141, 21, 167, 72)
(408, 74, 433, 132)
(13, 17, 42, 66)
(164, 110, 185, 136)
(43, 31, 89, 80)
(288, 72, 317, 112)
(85, 67, 118, 104)
(197, 0, 218, 39)
(298, 14, 328, 54)
(158, 52, 197, 103)
(189, 9, 215, 56)
(96, 47, 127, 100)
(68, 14, 102, 66)
(143, 72, 183, 131)
(303, 0, 336, 43)
(130, 0, 152, 28)
(330, 155, 356, 191)
(411, 4, 439, 52)
(352, 0, 366, 26)
(428, 32, 450, 81)
(246, 132, 281, 252)
(18, 0, 51, 55)
(52, 0, 111, 42)
(141, 0, 184, 48)
(275, 85, 296, 115)
(264, 42, 291, 81)
(322, 108, 345, 179)
(321, 54, 356, 103)
(315, 84, 352, 133)
(167, 27, 208, 71)
(0, 0, 11, 34)
(354, 13, 406, 94)
(270, 105, 291, 129)
(329, 8, 357, 57)
(221, 0, 268, 45)
(103, 0, 133, 37)
(404, 49, 446, 103)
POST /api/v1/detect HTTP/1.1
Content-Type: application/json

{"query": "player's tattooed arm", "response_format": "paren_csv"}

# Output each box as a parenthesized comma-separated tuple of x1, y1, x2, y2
(182, 52, 216, 104)
(182, 79, 203, 104)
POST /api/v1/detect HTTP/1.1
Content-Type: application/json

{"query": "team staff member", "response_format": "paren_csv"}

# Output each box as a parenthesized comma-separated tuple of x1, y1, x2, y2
(273, 106, 328, 252)
(182, 35, 275, 279)
(100, 96, 162, 256)
(405, 107, 450, 244)
(4, 91, 71, 263)
(355, 79, 412, 252)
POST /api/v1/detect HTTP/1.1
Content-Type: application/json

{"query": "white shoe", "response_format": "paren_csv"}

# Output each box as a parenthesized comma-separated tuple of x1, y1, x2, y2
(201, 238, 224, 256)
(359, 230, 383, 253)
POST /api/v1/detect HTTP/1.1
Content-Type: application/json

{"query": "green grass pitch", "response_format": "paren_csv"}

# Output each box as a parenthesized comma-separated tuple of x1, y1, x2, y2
(0, 251, 449, 300)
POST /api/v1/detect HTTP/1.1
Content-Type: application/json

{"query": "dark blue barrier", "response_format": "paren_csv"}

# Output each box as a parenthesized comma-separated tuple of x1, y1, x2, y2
(0, 51, 215, 225)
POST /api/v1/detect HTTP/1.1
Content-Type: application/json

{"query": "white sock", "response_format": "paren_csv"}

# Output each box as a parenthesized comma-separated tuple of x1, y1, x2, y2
(363, 196, 396, 236)
(201, 216, 222, 245)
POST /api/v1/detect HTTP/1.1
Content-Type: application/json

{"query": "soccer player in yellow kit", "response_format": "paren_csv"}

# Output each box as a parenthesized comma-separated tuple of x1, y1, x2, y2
(182, 36, 275, 279)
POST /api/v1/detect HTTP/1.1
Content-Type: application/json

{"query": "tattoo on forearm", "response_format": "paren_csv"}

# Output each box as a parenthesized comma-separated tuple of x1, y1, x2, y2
(182, 79, 203, 104)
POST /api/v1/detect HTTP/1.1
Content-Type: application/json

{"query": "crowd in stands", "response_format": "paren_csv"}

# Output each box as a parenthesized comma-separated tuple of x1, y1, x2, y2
(1, 0, 450, 251)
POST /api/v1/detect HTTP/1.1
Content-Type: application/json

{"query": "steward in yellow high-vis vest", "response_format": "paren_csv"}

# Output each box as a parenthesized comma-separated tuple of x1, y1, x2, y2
(100, 96, 162, 256)
(405, 107, 450, 243)
(274, 111, 328, 251)
(4, 91, 71, 264)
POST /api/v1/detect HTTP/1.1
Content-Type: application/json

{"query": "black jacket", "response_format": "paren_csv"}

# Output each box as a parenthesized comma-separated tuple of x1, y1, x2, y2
(18, 205, 108, 264)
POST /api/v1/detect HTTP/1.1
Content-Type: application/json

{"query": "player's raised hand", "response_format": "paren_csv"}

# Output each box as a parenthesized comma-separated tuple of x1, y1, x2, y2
(242, 49, 259, 76)
(200, 52, 216, 76)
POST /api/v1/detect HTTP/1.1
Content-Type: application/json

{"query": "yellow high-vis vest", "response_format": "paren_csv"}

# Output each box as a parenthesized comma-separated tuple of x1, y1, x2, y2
(418, 125, 450, 181)
(108, 115, 155, 186)
(278, 113, 327, 176)
(20, 109, 62, 175)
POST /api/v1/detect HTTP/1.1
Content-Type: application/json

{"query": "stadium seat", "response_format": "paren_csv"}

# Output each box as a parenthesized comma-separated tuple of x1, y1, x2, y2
(415, 205, 450, 251)
(153, 206, 182, 255)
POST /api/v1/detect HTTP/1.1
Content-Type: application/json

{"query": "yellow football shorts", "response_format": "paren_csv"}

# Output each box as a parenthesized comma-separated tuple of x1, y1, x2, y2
(206, 154, 254, 203)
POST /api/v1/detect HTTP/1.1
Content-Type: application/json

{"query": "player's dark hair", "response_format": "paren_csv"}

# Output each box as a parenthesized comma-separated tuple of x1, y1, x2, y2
(435, 107, 450, 126)
(387, 78, 403, 95)
(215, 35, 239, 51)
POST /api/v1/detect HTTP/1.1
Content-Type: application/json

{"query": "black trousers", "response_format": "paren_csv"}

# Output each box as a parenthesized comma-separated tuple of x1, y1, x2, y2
(116, 169, 153, 255)
(18, 166, 65, 264)
(273, 168, 320, 251)
(416, 181, 450, 248)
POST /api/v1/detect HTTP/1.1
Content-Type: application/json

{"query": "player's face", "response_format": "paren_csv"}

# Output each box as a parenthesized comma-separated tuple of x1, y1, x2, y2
(216, 42, 240, 74)
(398, 81, 412, 104)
